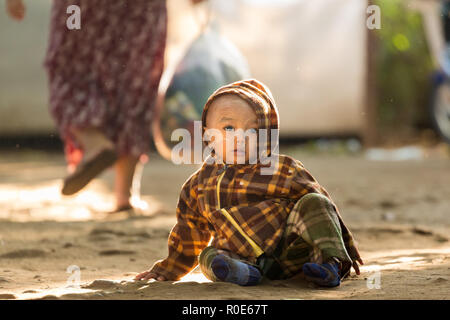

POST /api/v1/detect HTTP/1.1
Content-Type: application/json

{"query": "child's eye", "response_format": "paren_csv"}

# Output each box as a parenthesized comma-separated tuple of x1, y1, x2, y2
(223, 125, 234, 131)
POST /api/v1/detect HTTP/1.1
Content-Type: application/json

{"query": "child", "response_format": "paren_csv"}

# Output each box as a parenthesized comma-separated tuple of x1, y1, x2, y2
(135, 79, 363, 287)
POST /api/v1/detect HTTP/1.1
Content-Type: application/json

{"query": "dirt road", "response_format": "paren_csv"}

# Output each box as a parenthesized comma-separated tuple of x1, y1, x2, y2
(0, 145, 449, 299)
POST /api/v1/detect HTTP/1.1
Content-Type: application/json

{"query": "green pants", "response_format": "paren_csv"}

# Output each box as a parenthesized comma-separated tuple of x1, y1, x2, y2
(199, 193, 353, 281)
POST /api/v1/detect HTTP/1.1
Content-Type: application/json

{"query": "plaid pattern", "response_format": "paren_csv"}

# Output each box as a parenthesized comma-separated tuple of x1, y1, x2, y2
(265, 192, 354, 279)
(149, 79, 361, 281)
(149, 154, 361, 280)
(198, 193, 354, 282)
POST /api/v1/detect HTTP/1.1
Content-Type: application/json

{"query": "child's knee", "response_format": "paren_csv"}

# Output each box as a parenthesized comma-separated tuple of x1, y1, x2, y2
(298, 192, 329, 204)
(294, 192, 335, 216)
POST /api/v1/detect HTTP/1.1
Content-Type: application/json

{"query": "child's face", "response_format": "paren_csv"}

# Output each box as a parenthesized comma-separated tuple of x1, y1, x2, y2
(205, 95, 259, 164)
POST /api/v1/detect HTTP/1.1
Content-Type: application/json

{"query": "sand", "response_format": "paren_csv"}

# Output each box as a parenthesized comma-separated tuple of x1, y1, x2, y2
(0, 145, 449, 300)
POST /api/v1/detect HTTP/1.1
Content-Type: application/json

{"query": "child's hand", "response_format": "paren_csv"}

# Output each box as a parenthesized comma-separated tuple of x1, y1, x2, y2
(352, 258, 364, 275)
(134, 270, 167, 281)
(6, 0, 25, 21)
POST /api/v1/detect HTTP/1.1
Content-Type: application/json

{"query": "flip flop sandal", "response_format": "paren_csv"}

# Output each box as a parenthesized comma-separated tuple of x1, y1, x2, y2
(106, 204, 134, 214)
(62, 148, 118, 196)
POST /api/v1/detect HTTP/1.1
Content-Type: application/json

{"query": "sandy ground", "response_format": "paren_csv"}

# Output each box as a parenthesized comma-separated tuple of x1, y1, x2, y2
(0, 144, 449, 300)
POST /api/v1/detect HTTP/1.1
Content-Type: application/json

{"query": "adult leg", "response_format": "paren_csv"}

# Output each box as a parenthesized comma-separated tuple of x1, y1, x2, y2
(64, 126, 146, 211)
(71, 127, 114, 160)
(114, 154, 142, 211)
(62, 127, 117, 196)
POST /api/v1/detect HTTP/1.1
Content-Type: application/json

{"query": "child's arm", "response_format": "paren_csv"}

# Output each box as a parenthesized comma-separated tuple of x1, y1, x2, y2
(135, 176, 212, 281)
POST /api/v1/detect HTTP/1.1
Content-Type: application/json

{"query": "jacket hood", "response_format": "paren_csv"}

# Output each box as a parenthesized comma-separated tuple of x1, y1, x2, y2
(201, 79, 280, 164)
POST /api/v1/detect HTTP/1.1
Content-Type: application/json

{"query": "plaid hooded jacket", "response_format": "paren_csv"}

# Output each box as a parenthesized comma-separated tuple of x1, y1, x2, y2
(150, 79, 361, 280)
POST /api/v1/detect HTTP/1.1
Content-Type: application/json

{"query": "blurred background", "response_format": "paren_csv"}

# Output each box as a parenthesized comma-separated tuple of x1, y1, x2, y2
(2, 0, 449, 148)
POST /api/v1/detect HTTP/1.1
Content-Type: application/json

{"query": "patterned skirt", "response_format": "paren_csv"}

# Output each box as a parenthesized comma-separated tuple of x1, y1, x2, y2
(44, 0, 167, 167)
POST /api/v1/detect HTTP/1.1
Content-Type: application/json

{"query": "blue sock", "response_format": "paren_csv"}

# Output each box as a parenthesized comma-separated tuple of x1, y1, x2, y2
(302, 260, 341, 287)
(211, 254, 262, 286)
